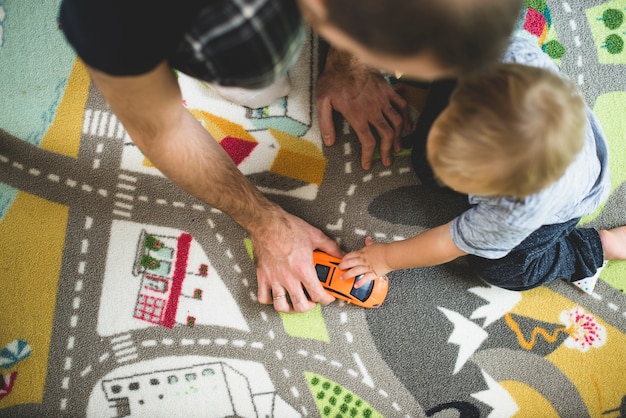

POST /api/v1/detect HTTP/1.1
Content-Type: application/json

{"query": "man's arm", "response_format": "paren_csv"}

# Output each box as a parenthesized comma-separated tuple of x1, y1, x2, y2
(89, 61, 341, 312)
(339, 222, 467, 283)
(316, 47, 412, 170)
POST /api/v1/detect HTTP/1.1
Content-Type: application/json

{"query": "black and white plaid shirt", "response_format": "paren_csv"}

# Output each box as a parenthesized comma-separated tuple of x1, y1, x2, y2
(172, 0, 304, 88)
(60, 0, 304, 88)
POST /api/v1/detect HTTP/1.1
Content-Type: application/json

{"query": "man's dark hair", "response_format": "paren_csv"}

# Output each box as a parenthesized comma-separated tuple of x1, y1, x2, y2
(325, 0, 524, 72)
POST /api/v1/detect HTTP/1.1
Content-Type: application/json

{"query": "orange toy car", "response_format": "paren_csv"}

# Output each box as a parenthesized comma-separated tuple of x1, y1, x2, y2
(313, 251, 388, 308)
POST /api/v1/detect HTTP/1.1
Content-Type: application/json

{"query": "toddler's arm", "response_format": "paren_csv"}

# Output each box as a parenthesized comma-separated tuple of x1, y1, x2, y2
(339, 221, 467, 286)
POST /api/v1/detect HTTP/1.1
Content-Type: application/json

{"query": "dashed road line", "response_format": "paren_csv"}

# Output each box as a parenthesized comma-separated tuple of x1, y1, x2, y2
(561, 2, 585, 86)
(92, 140, 102, 170)
(80, 365, 92, 377)
(1, 153, 109, 197)
(78, 261, 86, 275)
(60, 216, 93, 412)
(590, 289, 626, 322)
(67, 336, 75, 350)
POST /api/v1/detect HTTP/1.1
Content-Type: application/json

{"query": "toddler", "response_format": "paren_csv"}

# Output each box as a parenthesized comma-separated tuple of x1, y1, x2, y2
(340, 37, 626, 293)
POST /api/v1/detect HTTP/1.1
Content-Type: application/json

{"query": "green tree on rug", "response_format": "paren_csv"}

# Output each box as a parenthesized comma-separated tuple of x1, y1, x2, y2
(586, 0, 626, 64)
(598, 8, 624, 30)
(306, 372, 383, 418)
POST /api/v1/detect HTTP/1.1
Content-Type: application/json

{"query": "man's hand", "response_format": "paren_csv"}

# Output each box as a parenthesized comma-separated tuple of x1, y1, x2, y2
(316, 48, 411, 170)
(253, 207, 342, 312)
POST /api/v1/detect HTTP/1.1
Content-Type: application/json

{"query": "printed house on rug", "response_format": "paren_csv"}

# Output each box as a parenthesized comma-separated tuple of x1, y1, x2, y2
(99, 220, 248, 338)
(132, 231, 199, 328)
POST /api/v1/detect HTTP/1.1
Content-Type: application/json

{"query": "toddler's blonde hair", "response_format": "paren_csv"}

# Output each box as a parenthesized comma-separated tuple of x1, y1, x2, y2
(427, 63, 587, 197)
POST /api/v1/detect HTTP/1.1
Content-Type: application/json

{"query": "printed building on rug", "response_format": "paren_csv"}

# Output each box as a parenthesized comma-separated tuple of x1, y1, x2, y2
(93, 359, 300, 417)
(132, 231, 188, 328)
(99, 220, 249, 337)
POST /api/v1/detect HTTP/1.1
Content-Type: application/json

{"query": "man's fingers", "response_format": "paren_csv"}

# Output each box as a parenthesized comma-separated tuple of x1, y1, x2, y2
(355, 130, 377, 170)
(383, 105, 404, 136)
(257, 279, 273, 304)
(389, 93, 411, 130)
(305, 285, 335, 306)
(394, 136, 403, 153)
(317, 98, 336, 146)
(283, 286, 318, 313)
(272, 291, 292, 312)
(370, 118, 396, 167)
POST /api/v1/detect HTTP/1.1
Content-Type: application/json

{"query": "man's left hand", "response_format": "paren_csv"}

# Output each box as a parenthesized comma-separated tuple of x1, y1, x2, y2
(316, 48, 411, 170)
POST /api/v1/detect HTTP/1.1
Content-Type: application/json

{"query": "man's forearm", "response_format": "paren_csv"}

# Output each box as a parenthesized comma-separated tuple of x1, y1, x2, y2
(88, 62, 282, 236)
(325, 47, 379, 80)
(133, 107, 283, 235)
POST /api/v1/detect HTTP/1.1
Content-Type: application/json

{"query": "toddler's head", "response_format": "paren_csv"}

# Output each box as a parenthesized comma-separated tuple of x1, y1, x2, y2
(427, 63, 587, 198)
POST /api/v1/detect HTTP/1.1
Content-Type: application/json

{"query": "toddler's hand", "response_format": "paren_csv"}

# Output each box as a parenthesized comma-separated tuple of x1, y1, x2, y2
(339, 237, 392, 288)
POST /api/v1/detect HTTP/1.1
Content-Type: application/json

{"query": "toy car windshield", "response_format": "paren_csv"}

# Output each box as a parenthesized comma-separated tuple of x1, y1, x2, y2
(315, 264, 332, 284)
(350, 277, 374, 302)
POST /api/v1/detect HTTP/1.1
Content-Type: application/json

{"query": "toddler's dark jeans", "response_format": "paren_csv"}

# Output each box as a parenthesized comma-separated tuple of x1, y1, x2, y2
(467, 218, 605, 290)
(405, 80, 605, 290)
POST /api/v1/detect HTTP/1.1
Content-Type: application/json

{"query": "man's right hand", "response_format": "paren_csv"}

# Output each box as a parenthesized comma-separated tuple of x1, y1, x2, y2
(252, 206, 342, 313)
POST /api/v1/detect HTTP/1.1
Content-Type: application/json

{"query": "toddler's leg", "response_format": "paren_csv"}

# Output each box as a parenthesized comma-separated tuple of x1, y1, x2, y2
(599, 226, 626, 260)
(467, 219, 605, 291)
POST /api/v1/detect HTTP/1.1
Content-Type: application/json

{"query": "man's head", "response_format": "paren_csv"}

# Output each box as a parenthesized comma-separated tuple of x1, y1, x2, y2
(298, 0, 524, 80)
(427, 63, 587, 198)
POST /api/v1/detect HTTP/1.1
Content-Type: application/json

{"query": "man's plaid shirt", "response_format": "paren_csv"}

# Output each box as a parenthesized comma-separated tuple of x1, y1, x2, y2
(60, 0, 304, 88)
(172, 0, 305, 88)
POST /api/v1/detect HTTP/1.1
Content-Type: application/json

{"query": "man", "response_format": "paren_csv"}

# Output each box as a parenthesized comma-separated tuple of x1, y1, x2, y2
(59, 0, 522, 313)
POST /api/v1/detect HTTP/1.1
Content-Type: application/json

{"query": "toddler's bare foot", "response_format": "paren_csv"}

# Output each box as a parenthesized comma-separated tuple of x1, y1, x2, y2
(599, 226, 626, 260)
